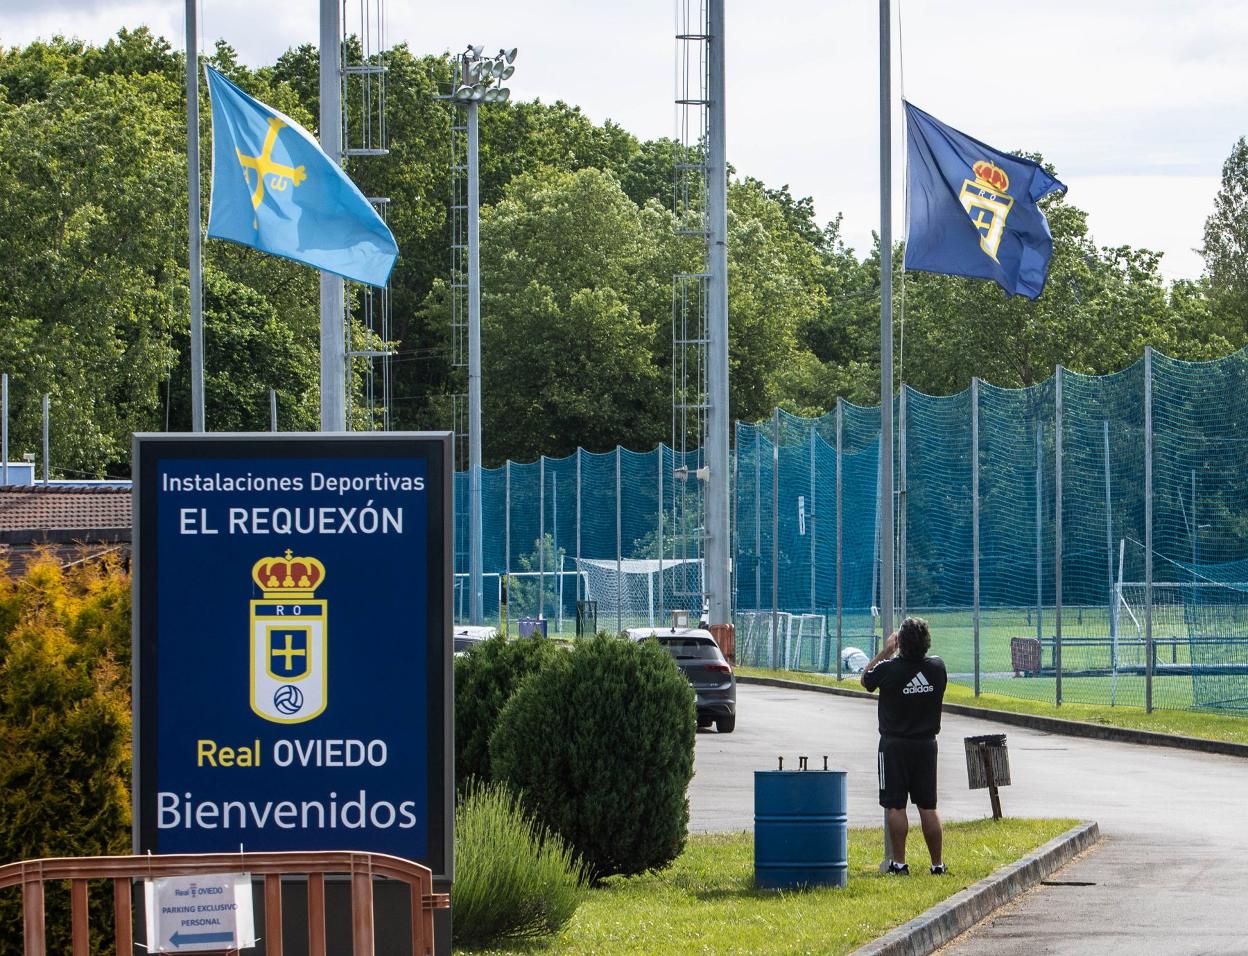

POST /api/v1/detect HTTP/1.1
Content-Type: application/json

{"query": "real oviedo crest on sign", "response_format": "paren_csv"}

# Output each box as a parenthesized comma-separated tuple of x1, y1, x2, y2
(250, 550, 328, 723)
(132, 434, 453, 883)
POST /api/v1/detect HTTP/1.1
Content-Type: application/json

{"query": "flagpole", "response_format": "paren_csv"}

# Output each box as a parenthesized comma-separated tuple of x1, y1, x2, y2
(319, 0, 346, 431)
(878, 0, 895, 872)
(186, 0, 205, 432)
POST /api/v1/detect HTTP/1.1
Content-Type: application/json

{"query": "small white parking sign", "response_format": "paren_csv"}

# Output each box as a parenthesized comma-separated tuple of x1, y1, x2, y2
(144, 873, 256, 953)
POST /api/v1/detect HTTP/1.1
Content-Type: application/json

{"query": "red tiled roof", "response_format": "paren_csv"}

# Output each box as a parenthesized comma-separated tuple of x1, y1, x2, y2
(0, 486, 131, 534)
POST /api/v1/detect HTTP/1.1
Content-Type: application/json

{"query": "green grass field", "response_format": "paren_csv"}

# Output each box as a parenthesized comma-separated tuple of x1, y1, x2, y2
(733, 606, 1248, 715)
(737, 665, 1248, 745)
(461, 819, 1078, 955)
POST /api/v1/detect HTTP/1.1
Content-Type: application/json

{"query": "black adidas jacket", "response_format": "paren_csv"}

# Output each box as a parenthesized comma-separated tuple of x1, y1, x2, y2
(862, 655, 948, 739)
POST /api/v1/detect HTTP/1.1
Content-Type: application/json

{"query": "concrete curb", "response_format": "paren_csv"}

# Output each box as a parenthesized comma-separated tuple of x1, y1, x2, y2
(738, 675, 1248, 759)
(849, 821, 1101, 956)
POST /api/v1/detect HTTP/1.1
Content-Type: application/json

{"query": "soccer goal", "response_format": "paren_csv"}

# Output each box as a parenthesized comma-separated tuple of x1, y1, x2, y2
(574, 557, 703, 632)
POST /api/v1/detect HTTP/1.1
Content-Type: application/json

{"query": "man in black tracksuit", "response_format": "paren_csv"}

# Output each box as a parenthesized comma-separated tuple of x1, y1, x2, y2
(861, 616, 948, 875)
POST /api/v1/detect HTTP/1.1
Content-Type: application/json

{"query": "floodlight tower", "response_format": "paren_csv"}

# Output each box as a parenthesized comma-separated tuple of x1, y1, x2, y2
(444, 47, 517, 625)
(673, 0, 729, 629)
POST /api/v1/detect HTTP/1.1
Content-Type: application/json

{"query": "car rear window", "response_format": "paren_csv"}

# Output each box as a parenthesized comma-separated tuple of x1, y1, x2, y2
(658, 638, 722, 660)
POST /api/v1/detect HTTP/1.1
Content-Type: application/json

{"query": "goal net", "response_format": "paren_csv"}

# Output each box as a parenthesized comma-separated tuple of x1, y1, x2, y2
(574, 558, 702, 631)
(1117, 579, 1248, 711)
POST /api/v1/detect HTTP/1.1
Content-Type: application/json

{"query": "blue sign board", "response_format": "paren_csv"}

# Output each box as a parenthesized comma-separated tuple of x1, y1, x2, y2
(132, 434, 452, 881)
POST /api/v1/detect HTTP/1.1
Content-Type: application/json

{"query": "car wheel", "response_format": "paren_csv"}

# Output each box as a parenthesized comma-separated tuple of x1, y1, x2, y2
(715, 715, 736, 734)
(697, 716, 713, 729)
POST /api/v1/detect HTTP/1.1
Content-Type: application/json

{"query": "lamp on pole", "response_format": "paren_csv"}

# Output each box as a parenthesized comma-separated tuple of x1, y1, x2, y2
(445, 46, 516, 626)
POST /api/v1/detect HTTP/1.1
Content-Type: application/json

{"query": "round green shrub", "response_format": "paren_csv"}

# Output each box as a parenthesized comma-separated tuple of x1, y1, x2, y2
(452, 780, 586, 949)
(489, 634, 696, 881)
(454, 634, 560, 790)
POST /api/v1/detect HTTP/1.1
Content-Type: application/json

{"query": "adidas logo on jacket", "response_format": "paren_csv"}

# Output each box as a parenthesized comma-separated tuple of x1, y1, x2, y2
(902, 672, 936, 695)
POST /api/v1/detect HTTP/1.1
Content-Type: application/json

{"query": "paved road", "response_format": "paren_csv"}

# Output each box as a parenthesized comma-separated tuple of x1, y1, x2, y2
(691, 683, 1248, 955)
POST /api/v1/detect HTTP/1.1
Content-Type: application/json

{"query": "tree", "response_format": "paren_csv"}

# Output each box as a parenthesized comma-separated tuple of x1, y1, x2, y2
(464, 167, 680, 461)
(1201, 136, 1248, 345)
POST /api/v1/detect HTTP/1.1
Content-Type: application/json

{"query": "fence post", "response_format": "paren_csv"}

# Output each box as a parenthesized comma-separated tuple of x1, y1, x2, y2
(771, 408, 780, 669)
(2, 373, 8, 486)
(270, 388, 278, 432)
(809, 421, 817, 616)
(41, 394, 50, 486)
(1145, 347, 1154, 713)
(576, 448, 582, 605)
(755, 429, 762, 610)
(731, 429, 739, 618)
(1035, 424, 1043, 643)
(505, 459, 511, 636)
(972, 378, 981, 697)
(1055, 366, 1064, 707)
(616, 445, 623, 635)
(539, 456, 546, 623)
(835, 398, 844, 680)
(658, 444, 665, 624)
(1104, 422, 1115, 669)
(899, 385, 907, 619)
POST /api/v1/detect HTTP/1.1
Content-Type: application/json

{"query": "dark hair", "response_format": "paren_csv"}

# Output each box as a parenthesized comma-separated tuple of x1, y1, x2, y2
(897, 617, 931, 660)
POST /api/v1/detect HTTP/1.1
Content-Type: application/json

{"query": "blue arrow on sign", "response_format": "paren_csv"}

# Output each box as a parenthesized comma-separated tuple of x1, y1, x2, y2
(170, 930, 235, 947)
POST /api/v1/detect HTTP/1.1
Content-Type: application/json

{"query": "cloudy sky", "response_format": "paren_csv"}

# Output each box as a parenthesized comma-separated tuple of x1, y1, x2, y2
(5, 0, 1248, 281)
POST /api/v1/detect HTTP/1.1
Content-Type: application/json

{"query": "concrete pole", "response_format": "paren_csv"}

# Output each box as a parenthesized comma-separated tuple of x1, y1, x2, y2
(270, 388, 278, 433)
(972, 378, 981, 696)
(42, 394, 50, 484)
(705, 0, 731, 628)
(467, 101, 484, 625)
(319, 0, 346, 431)
(186, 0, 205, 432)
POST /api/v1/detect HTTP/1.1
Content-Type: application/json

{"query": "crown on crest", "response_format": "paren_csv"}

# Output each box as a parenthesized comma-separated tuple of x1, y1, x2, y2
(972, 160, 1009, 193)
(252, 549, 325, 599)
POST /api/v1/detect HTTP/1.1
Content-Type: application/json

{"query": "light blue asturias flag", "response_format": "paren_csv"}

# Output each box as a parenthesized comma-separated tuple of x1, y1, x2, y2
(205, 66, 397, 287)
(904, 101, 1065, 300)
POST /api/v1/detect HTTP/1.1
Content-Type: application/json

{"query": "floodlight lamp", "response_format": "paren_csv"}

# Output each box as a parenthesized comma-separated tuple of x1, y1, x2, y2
(470, 44, 484, 56)
(505, 47, 518, 63)
(482, 88, 499, 103)
(496, 88, 511, 102)
(469, 84, 486, 101)
(452, 86, 473, 102)
(490, 59, 506, 78)
(501, 64, 515, 79)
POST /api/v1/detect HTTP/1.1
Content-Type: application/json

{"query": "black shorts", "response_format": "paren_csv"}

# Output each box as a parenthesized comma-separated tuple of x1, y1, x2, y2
(878, 736, 938, 810)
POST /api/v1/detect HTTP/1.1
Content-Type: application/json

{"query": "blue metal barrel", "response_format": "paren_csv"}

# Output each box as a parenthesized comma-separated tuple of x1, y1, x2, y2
(754, 769, 848, 889)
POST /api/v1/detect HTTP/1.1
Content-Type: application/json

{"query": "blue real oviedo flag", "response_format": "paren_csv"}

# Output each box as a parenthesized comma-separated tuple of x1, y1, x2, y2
(904, 101, 1065, 300)
(205, 66, 397, 287)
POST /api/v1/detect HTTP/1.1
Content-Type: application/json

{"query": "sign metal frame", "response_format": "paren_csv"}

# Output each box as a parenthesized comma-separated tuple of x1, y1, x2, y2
(131, 432, 453, 883)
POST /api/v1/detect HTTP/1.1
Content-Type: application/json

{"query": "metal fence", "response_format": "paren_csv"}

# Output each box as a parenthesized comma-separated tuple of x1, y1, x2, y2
(459, 345, 1248, 715)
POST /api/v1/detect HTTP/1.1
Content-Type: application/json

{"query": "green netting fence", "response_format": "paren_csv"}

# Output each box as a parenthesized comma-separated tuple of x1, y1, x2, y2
(457, 345, 1248, 715)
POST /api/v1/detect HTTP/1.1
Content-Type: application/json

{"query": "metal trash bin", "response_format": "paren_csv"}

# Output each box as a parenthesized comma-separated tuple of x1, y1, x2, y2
(517, 617, 548, 639)
(754, 758, 848, 890)
(964, 734, 1011, 818)
(575, 600, 598, 638)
